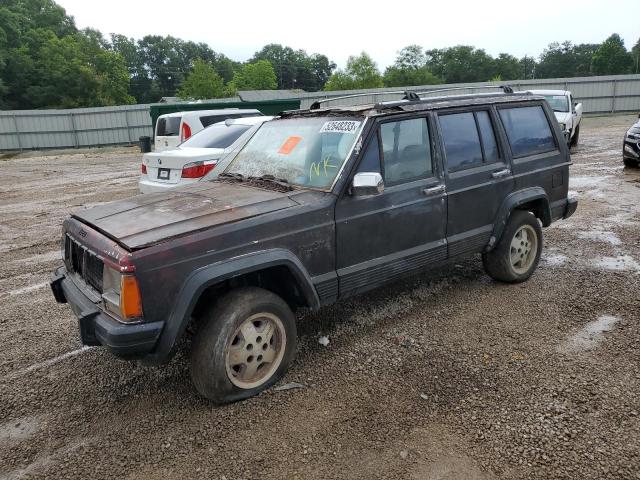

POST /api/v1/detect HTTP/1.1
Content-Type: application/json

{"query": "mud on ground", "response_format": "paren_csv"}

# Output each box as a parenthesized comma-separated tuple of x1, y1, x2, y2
(0, 117, 639, 479)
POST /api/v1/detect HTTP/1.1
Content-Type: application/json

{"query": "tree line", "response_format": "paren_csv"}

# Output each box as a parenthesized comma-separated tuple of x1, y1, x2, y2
(1, 0, 639, 109)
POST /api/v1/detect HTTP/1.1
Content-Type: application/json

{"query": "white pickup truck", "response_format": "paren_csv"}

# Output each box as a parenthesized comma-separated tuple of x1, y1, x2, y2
(528, 90, 583, 148)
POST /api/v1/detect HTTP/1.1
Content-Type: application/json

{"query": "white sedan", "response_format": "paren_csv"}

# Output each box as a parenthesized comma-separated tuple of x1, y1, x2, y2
(139, 116, 272, 193)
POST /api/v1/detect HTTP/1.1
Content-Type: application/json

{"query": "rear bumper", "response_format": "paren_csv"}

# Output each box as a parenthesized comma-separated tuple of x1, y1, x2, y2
(138, 177, 198, 194)
(50, 267, 163, 359)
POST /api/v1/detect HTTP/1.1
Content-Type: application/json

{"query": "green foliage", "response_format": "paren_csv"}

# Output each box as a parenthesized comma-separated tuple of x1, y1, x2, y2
(493, 53, 520, 80)
(383, 45, 441, 87)
(177, 59, 225, 100)
(231, 60, 278, 91)
(537, 41, 599, 78)
(251, 44, 335, 91)
(591, 34, 633, 75)
(0, 0, 132, 108)
(325, 52, 383, 91)
(425, 46, 495, 83)
(0, 1, 637, 108)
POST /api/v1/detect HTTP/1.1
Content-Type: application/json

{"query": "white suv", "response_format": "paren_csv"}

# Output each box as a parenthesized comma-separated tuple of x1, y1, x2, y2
(154, 108, 262, 152)
(140, 116, 272, 193)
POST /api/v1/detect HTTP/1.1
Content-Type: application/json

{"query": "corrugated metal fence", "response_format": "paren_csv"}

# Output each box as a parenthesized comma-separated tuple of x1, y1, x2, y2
(1, 74, 639, 151)
(0, 104, 152, 151)
(298, 74, 640, 111)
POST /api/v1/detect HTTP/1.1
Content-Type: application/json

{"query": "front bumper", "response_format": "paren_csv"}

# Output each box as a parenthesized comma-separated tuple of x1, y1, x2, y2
(623, 138, 639, 160)
(50, 267, 163, 359)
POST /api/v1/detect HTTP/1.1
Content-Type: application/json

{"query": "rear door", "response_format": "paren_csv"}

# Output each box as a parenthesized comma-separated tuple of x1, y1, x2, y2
(335, 115, 447, 298)
(496, 103, 566, 218)
(436, 107, 514, 257)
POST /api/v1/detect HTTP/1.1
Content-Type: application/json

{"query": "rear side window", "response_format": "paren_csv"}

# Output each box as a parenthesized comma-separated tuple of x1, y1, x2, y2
(156, 117, 181, 136)
(498, 106, 556, 158)
(439, 112, 483, 171)
(380, 118, 432, 184)
(180, 124, 251, 149)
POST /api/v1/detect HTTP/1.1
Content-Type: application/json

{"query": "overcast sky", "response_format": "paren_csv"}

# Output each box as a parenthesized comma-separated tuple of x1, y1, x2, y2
(57, 0, 638, 69)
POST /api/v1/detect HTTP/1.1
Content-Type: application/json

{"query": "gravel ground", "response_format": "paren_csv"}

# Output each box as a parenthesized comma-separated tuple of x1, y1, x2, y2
(0, 116, 639, 480)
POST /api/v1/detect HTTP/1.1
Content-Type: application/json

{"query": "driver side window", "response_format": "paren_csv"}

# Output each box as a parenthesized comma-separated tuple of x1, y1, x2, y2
(380, 118, 433, 184)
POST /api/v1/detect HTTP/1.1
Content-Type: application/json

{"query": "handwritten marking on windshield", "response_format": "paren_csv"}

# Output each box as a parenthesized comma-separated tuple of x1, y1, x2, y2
(310, 157, 337, 177)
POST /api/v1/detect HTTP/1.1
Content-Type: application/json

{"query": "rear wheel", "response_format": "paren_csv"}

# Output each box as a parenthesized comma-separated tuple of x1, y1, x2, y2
(190, 287, 297, 403)
(570, 124, 580, 147)
(483, 210, 543, 283)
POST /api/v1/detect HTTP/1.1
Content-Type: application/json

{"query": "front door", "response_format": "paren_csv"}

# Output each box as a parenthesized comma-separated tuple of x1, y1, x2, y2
(335, 115, 447, 298)
(436, 108, 514, 257)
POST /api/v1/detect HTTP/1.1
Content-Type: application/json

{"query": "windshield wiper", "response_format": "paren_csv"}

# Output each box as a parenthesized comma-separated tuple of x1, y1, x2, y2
(218, 172, 245, 181)
(247, 175, 294, 191)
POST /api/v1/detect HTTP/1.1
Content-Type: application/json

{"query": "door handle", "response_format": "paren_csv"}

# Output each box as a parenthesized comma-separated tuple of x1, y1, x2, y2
(491, 168, 511, 179)
(422, 184, 445, 195)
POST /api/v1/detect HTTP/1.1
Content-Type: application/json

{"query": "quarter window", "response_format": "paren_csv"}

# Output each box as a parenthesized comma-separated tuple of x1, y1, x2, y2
(379, 118, 432, 184)
(498, 106, 556, 158)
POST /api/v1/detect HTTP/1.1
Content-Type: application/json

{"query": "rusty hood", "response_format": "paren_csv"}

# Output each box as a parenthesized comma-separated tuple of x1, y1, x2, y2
(72, 181, 300, 250)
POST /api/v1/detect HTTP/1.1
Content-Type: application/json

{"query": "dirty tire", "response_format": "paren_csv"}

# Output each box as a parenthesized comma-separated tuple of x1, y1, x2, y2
(623, 157, 638, 168)
(190, 287, 297, 404)
(570, 124, 580, 147)
(482, 210, 543, 283)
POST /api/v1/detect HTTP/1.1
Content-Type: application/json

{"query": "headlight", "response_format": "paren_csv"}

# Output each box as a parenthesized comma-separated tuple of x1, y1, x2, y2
(102, 267, 143, 321)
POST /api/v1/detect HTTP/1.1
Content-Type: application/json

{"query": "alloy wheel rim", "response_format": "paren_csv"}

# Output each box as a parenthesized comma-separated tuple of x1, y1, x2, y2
(509, 224, 538, 275)
(225, 312, 286, 389)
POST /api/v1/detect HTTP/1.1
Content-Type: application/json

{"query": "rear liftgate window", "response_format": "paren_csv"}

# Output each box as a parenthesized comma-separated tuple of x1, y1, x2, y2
(498, 106, 557, 158)
(156, 117, 181, 136)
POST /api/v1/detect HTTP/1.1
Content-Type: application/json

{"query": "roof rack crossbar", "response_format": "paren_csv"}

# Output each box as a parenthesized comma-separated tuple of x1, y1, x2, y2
(308, 85, 515, 110)
(414, 85, 514, 96)
(309, 90, 421, 110)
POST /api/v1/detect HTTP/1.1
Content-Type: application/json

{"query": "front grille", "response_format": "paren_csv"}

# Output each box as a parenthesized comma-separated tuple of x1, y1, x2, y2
(64, 234, 104, 293)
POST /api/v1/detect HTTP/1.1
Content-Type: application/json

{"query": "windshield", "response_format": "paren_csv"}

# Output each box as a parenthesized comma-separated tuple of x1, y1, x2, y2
(543, 95, 569, 113)
(222, 117, 364, 189)
(180, 123, 251, 149)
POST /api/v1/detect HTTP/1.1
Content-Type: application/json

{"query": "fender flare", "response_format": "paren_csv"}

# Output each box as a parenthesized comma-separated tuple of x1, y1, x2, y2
(147, 249, 320, 364)
(486, 187, 551, 251)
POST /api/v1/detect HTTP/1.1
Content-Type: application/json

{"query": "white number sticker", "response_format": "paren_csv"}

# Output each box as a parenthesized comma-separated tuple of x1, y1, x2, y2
(319, 120, 361, 134)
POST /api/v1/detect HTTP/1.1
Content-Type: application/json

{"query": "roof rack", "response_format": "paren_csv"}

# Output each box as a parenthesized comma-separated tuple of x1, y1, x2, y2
(309, 90, 421, 110)
(308, 85, 514, 110)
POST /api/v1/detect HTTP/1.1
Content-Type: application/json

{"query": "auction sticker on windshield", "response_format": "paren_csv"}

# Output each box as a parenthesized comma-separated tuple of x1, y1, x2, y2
(319, 120, 361, 134)
(278, 136, 302, 155)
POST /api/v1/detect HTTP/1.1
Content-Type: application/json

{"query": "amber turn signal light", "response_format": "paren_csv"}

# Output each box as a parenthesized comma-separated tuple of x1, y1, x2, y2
(120, 275, 143, 319)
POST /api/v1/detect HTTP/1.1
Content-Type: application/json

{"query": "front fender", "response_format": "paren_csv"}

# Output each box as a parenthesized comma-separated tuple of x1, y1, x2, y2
(145, 248, 320, 364)
(487, 188, 550, 251)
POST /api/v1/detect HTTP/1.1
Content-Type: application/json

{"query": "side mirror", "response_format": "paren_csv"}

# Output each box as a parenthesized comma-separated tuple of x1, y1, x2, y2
(351, 172, 384, 196)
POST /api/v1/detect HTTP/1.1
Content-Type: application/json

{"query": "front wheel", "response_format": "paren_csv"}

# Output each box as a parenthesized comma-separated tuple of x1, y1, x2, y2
(190, 287, 297, 403)
(483, 210, 543, 283)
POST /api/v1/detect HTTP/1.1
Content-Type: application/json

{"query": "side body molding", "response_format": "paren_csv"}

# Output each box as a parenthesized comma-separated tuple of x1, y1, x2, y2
(486, 187, 551, 251)
(146, 249, 320, 364)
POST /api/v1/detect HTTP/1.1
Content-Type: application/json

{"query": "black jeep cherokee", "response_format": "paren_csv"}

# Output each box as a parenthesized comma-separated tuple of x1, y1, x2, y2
(51, 88, 578, 403)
